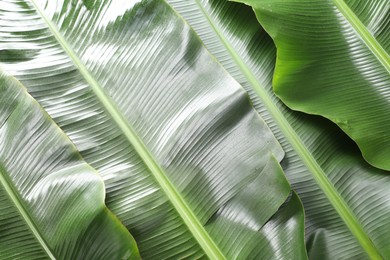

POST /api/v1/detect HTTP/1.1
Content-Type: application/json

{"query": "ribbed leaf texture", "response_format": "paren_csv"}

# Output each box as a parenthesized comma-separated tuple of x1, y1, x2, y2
(0, 0, 306, 259)
(234, 0, 390, 170)
(0, 72, 139, 259)
(168, 0, 390, 259)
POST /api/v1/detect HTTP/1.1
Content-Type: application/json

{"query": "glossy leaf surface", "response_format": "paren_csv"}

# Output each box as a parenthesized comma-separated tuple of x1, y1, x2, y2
(168, 0, 390, 259)
(0, 72, 140, 259)
(234, 0, 390, 170)
(0, 0, 306, 259)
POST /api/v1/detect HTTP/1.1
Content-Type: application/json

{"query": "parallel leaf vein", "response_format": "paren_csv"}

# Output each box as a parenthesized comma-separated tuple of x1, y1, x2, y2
(332, 0, 390, 72)
(0, 165, 56, 259)
(28, 0, 225, 259)
(192, 0, 382, 258)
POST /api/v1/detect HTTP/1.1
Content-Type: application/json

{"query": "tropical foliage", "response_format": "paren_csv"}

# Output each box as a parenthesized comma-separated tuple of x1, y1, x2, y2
(235, 0, 390, 170)
(0, 0, 389, 259)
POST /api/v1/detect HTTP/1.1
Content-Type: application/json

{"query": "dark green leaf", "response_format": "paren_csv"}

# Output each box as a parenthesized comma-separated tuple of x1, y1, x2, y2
(169, 0, 390, 258)
(234, 0, 390, 170)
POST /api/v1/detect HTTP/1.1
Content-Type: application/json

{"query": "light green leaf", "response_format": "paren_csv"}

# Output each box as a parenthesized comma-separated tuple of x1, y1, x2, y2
(168, 0, 390, 259)
(0, 72, 140, 259)
(233, 0, 390, 170)
(0, 0, 306, 259)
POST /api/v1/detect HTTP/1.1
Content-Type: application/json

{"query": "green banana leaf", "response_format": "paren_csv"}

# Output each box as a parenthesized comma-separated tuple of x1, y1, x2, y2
(233, 0, 390, 170)
(0, 72, 140, 259)
(0, 0, 306, 259)
(167, 0, 390, 259)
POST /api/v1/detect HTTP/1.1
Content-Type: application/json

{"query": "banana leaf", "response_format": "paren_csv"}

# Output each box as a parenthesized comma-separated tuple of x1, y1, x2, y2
(232, 0, 390, 170)
(0, 72, 140, 259)
(168, 0, 390, 259)
(0, 0, 306, 259)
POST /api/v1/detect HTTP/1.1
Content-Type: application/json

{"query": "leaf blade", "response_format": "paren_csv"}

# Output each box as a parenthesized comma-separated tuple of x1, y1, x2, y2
(168, 0, 390, 258)
(0, 0, 305, 258)
(0, 72, 140, 259)
(237, 0, 390, 170)
(29, 1, 224, 256)
(333, 0, 389, 71)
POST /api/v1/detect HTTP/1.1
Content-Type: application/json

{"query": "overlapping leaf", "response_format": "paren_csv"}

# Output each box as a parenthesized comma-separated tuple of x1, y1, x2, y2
(168, 0, 390, 258)
(0, 72, 139, 259)
(0, 0, 306, 259)
(234, 0, 390, 170)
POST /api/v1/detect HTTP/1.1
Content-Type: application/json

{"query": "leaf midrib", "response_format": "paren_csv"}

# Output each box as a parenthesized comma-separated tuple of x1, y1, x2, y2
(332, 0, 390, 73)
(192, 0, 382, 259)
(28, 0, 225, 259)
(0, 165, 56, 259)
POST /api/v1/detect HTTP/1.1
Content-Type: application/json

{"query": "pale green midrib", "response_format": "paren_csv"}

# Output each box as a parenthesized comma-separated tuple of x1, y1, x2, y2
(333, 0, 390, 73)
(0, 167, 56, 259)
(192, 1, 382, 259)
(28, 1, 225, 259)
